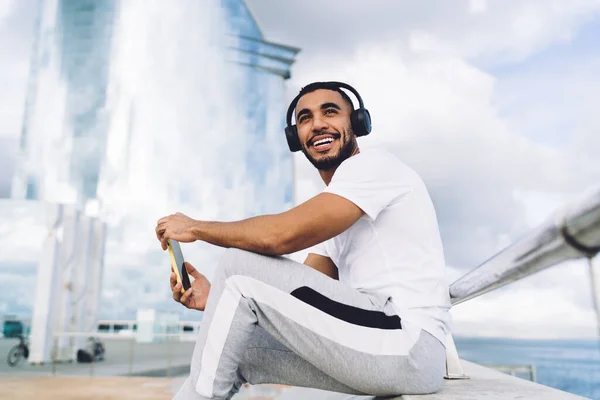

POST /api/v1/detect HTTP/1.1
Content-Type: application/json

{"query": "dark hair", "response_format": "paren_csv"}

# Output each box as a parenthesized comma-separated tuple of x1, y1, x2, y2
(297, 82, 355, 112)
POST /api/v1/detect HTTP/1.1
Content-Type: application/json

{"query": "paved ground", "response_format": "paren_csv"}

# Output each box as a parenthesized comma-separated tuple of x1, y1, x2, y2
(0, 376, 186, 400)
(0, 376, 312, 399)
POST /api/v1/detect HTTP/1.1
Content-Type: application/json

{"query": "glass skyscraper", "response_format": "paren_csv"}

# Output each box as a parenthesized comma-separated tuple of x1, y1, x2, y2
(9, 0, 299, 319)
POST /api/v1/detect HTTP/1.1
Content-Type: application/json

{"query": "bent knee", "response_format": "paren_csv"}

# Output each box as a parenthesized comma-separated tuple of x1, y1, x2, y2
(398, 340, 446, 394)
(377, 335, 446, 395)
(402, 368, 444, 395)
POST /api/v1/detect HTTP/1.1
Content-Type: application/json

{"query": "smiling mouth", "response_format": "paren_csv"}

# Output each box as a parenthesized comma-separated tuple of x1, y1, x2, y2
(310, 134, 340, 152)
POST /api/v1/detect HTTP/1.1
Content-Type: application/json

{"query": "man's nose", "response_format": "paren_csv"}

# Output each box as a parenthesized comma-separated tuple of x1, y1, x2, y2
(311, 115, 329, 132)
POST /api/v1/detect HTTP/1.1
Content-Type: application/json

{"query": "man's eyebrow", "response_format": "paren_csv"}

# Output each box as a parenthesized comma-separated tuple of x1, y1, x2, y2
(320, 102, 342, 111)
(296, 108, 310, 120)
(296, 102, 343, 121)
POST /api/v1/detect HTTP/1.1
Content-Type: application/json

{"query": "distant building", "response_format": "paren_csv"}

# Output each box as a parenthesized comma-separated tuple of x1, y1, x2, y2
(8, 0, 300, 320)
(12, 0, 298, 214)
(12, 0, 119, 204)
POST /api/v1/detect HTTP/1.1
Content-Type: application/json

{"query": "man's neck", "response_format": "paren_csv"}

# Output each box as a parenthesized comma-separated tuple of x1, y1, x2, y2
(319, 147, 361, 186)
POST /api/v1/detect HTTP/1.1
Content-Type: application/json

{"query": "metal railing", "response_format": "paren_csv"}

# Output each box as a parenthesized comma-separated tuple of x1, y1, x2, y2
(449, 185, 600, 305)
(43, 331, 197, 378)
(487, 364, 537, 382)
(96, 320, 202, 337)
(445, 185, 600, 380)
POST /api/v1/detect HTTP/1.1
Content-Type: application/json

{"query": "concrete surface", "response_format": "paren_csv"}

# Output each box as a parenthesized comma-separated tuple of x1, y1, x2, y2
(0, 376, 294, 400)
(403, 360, 588, 400)
(0, 376, 185, 400)
(236, 360, 590, 400)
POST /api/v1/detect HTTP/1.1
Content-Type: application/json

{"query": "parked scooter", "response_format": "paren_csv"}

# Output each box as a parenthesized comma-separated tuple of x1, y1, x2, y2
(76, 336, 105, 363)
(6, 335, 29, 367)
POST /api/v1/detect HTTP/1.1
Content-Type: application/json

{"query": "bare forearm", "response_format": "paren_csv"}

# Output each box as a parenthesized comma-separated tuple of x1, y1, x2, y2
(157, 193, 363, 255)
(156, 193, 360, 254)
(191, 215, 286, 255)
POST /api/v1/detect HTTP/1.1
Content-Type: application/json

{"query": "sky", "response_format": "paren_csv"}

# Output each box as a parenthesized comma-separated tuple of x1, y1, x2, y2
(0, 0, 599, 339)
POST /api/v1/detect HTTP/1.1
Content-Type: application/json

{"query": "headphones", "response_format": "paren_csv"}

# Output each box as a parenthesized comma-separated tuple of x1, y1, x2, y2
(284, 81, 372, 152)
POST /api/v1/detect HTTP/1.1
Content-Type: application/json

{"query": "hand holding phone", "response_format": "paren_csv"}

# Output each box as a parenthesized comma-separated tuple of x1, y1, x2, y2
(167, 239, 191, 294)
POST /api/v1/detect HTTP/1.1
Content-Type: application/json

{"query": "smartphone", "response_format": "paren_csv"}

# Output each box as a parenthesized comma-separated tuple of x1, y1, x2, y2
(167, 239, 191, 294)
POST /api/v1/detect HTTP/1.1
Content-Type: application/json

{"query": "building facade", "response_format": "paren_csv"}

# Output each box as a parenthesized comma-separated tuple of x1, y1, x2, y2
(10, 0, 299, 320)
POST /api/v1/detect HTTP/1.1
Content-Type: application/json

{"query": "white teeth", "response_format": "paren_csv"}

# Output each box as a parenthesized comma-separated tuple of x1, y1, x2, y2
(314, 138, 334, 147)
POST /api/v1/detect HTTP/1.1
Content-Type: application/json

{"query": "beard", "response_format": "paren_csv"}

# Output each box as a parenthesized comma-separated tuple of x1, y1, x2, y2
(301, 129, 357, 171)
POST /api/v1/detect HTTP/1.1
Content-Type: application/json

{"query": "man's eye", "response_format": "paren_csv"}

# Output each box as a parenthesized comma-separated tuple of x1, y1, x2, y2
(325, 108, 337, 114)
(298, 115, 309, 123)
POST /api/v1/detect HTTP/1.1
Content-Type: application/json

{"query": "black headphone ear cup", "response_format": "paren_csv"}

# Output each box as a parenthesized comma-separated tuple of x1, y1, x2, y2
(362, 109, 372, 135)
(284, 125, 302, 152)
(351, 108, 372, 137)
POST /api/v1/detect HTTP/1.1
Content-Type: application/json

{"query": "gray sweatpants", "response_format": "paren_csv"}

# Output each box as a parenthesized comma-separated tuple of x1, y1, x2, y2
(174, 248, 445, 400)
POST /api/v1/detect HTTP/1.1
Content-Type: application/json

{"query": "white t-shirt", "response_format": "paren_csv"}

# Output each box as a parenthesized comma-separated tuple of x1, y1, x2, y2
(309, 148, 452, 344)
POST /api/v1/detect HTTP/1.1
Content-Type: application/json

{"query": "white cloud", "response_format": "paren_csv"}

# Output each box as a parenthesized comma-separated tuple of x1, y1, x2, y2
(247, 0, 600, 63)
(407, 0, 600, 62)
(0, 200, 46, 261)
(469, 0, 487, 14)
(492, 55, 600, 178)
(0, 0, 14, 22)
(289, 43, 598, 267)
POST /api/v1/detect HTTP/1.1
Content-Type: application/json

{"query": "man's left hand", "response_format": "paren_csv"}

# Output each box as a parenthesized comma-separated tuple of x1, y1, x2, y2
(155, 212, 198, 250)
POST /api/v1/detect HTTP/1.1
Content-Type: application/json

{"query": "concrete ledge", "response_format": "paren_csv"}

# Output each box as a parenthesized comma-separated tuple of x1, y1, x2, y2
(401, 360, 587, 400)
(252, 360, 588, 399)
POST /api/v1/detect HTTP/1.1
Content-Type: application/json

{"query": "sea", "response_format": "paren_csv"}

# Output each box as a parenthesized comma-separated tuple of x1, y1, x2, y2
(454, 336, 600, 400)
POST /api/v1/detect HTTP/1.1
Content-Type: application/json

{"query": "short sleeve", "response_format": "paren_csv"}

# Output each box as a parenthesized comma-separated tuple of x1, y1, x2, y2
(323, 150, 413, 221)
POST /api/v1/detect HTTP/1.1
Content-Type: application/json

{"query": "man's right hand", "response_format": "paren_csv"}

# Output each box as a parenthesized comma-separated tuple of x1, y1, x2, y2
(170, 262, 211, 311)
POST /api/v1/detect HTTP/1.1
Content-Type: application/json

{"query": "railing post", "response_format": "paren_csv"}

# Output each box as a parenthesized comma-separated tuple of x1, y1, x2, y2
(444, 333, 469, 380)
(51, 336, 58, 376)
(589, 255, 600, 339)
(530, 365, 537, 382)
(90, 338, 95, 378)
(128, 337, 134, 375)
(167, 335, 173, 378)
